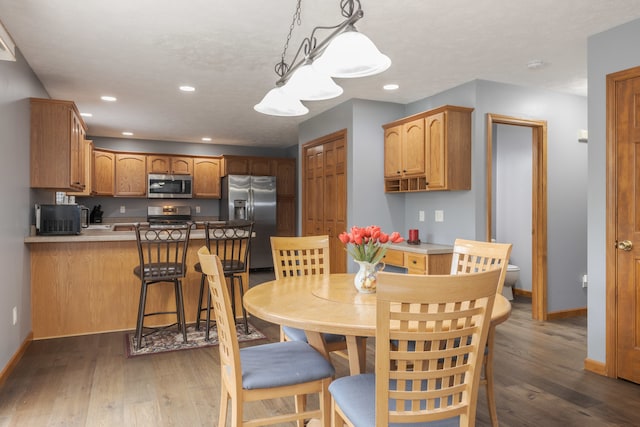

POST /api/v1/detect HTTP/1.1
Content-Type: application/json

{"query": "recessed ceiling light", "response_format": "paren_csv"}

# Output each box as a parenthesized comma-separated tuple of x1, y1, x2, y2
(180, 85, 196, 92)
(122, 131, 133, 136)
(201, 137, 212, 142)
(80, 112, 93, 117)
(383, 84, 399, 90)
(527, 59, 546, 70)
(101, 95, 117, 102)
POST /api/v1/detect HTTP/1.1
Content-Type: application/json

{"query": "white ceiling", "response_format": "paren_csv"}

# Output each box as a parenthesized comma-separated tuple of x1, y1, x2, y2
(2, 0, 640, 148)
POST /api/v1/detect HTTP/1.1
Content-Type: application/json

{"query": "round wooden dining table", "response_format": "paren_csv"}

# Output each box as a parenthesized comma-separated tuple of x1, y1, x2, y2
(243, 273, 511, 375)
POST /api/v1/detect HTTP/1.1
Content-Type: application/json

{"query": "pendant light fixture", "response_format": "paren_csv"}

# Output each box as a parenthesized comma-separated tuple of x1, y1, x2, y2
(254, 0, 391, 117)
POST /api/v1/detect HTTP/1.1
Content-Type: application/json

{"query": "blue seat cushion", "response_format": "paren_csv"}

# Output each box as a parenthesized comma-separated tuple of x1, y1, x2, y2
(240, 340, 335, 389)
(282, 325, 346, 344)
(328, 373, 459, 427)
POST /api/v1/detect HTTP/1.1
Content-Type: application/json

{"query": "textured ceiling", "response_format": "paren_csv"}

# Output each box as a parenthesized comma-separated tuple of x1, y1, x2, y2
(2, 0, 640, 148)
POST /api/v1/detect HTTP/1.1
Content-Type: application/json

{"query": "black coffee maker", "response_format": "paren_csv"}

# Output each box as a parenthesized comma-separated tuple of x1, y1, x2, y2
(90, 205, 104, 223)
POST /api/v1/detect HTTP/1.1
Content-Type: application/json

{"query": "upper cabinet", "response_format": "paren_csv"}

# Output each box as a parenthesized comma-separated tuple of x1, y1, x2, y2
(222, 155, 276, 176)
(193, 157, 222, 198)
(147, 155, 193, 175)
(115, 153, 147, 197)
(383, 105, 473, 193)
(68, 140, 94, 197)
(30, 98, 88, 191)
(93, 149, 115, 196)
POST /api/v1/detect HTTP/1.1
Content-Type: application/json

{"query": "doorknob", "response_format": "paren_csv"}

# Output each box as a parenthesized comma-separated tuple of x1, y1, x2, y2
(617, 240, 633, 251)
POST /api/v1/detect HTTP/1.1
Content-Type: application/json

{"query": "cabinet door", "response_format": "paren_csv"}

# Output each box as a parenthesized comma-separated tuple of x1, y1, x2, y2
(69, 110, 84, 190)
(249, 157, 275, 176)
(93, 150, 115, 196)
(115, 153, 147, 196)
(193, 157, 221, 198)
(384, 125, 402, 178)
(402, 118, 425, 176)
(171, 156, 193, 174)
(425, 112, 446, 189)
(147, 155, 171, 174)
(224, 157, 250, 175)
(275, 158, 296, 197)
(68, 140, 94, 196)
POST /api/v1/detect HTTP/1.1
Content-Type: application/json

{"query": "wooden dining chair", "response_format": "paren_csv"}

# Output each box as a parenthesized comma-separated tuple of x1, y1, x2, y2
(450, 238, 512, 427)
(197, 247, 334, 427)
(270, 235, 358, 361)
(133, 222, 192, 350)
(329, 268, 500, 426)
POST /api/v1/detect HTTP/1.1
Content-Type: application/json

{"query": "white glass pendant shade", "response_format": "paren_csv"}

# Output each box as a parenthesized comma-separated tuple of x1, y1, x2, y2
(282, 63, 343, 101)
(254, 87, 309, 116)
(314, 28, 391, 78)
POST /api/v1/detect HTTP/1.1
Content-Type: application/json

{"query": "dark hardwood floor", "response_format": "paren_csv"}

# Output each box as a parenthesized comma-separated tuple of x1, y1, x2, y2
(2, 271, 640, 426)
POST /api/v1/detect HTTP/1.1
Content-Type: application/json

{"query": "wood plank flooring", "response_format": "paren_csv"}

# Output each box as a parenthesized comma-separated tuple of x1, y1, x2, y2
(2, 272, 640, 426)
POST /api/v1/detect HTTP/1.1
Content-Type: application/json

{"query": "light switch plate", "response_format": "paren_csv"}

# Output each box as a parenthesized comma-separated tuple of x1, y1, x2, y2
(435, 210, 444, 222)
(419, 210, 425, 222)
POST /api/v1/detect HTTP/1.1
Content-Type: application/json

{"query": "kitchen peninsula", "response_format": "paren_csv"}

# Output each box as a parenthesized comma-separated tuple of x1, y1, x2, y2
(25, 229, 453, 339)
(25, 225, 230, 339)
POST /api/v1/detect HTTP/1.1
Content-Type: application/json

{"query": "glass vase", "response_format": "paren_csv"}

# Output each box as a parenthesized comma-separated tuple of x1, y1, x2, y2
(353, 260, 384, 293)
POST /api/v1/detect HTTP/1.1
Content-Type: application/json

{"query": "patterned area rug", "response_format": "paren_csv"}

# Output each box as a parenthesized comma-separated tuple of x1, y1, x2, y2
(125, 322, 266, 357)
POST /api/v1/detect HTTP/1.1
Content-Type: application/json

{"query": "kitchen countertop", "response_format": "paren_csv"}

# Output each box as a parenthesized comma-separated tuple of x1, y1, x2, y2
(388, 241, 453, 254)
(24, 221, 220, 243)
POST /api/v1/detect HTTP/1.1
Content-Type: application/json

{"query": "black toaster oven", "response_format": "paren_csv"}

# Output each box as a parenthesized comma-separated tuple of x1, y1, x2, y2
(35, 204, 88, 235)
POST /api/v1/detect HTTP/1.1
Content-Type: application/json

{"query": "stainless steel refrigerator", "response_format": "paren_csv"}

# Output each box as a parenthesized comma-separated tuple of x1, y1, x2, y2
(220, 175, 277, 270)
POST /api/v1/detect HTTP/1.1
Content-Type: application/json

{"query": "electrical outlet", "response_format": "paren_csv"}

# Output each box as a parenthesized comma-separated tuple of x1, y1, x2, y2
(435, 210, 444, 222)
(581, 274, 588, 288)
(195, 206, 201, 214)
(120, 205, 126, 214)
(418, 210, 425, 222)
(12, 307, 17, 325)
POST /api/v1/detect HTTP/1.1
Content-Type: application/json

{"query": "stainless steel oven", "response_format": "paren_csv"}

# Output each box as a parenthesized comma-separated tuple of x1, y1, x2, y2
(147, 174, 193, 199)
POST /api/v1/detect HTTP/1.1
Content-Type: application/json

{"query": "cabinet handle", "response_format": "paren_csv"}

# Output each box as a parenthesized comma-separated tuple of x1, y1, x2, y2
(412, 260, 417, 264)
(403, 169, 407, 173)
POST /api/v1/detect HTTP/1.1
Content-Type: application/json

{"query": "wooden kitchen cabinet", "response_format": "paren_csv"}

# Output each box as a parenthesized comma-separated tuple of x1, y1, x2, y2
(384, 117, 425, 178)
(382, 248, 452, 275)
(147, 155, 193, 175)
(383, 105, 472, 193)
(115, 153, 147, 196)
(193, 156, 222, 198)
(93, 149, 115, 196)
(222, 155, 276, 176)
(30, 98, 88, 191)
(68, 140, 94, 197)
(275, 158, 296, 197)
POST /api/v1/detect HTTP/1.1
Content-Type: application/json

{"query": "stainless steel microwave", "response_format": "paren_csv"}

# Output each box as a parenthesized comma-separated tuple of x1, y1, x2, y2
(147, 174, 193, 199)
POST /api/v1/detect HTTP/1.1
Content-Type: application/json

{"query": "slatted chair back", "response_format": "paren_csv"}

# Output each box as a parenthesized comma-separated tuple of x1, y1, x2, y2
(450, 239, 512, 294)
(270, 235, 331, 279)
(134, 223, 191, 281)
(197, 247, 242, 391)
(374, 269, 500, 426)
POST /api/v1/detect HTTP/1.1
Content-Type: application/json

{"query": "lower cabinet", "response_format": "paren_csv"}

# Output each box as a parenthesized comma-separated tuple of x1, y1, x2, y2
(382, 248, 452, 275)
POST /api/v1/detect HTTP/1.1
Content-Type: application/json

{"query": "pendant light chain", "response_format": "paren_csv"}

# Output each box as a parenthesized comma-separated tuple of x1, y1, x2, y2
(275, 0, 303, 78)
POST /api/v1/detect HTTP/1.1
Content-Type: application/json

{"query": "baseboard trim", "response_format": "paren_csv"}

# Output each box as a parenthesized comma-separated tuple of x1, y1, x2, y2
(584, 358, 608, 376)
(0, 331, 33, 387)
(547, 307, 587, 320)
(513, 288, 532, 298)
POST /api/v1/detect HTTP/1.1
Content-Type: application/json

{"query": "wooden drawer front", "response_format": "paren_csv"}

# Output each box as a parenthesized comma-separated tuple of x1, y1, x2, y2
(405, 253, 427, 274)
(382, 249, 404, 267)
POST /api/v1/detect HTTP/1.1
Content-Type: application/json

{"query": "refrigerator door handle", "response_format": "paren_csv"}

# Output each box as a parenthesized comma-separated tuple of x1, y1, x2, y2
(248, 188, 254, 220)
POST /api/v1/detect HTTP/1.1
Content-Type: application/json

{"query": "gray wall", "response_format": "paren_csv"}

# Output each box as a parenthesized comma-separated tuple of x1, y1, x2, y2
(298, 99, 405, 272)
(495, 124, 533, 292)
(0, 49, 48, 370)
(587, 18, 640, 363)
(300, 79, 588, 312)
